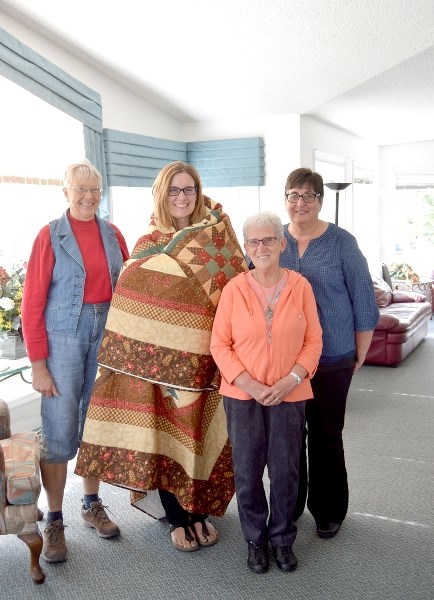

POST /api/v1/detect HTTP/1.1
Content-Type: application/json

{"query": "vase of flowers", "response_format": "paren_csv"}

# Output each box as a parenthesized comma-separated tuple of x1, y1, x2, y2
(389, 262, 419, 283)
(0, 263, 27, 359)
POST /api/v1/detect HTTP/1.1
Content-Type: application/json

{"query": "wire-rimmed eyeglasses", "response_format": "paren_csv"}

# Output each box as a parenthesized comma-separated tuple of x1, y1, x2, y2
(168, 186, 197, 196)
(285, 192, 320, 203)
(245, 237, 279, 248)
(68, 186, 102, 196)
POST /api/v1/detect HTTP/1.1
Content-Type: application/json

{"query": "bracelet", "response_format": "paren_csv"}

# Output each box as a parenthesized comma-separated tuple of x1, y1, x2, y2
(289, 371, 302, 385)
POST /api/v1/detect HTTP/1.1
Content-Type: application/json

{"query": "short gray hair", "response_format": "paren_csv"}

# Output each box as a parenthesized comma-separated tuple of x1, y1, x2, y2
(242, 211, 284, 241)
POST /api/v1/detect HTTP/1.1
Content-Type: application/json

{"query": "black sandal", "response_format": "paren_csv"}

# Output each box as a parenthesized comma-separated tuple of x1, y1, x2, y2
(169, 524, 199, 552)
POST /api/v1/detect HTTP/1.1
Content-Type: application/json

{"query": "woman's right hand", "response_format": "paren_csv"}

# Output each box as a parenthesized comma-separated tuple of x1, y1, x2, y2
(31, 359, 59, 397)
(233, 371, 270, 401)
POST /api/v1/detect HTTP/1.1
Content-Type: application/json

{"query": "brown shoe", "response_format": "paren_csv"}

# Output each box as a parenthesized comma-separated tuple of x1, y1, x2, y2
(81, 501, 120, 538)
(42, 520, 68, 563)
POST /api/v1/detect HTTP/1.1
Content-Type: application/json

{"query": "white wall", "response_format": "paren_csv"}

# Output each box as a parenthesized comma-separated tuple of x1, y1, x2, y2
(300, 116, 378, 170)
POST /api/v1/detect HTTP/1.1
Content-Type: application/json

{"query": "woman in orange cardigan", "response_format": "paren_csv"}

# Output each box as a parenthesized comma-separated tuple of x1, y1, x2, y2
(210, 211, 322, 574)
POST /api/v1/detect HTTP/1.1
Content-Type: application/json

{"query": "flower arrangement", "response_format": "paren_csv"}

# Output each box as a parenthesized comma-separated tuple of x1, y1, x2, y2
(0, 262, 27, 336)
(389, 262, 419, 282)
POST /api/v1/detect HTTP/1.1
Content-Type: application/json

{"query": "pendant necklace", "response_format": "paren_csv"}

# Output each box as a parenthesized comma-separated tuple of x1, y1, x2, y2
(255, 270, 281, 319)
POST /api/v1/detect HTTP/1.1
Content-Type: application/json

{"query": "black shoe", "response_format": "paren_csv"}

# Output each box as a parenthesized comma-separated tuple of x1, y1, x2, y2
(247, 542, 269, 574)
(316, 522, 341, 539)
(271, 545, 298, 572)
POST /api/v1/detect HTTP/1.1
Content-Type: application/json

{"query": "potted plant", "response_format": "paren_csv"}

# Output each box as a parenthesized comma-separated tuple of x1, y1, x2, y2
(0, 263, 27, 359)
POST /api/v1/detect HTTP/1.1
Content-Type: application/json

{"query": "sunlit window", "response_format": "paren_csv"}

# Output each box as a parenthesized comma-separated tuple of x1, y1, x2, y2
(0, 76, 84, 271)
(392, 184, 434, 278)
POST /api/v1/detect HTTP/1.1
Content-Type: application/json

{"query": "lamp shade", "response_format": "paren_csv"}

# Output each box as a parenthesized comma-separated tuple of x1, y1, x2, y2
(324, 182, 351, 192)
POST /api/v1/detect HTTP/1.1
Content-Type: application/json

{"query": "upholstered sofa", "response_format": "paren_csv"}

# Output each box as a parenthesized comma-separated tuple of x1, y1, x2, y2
(365, 268, 432, 367)
(0, 399, 45, 584)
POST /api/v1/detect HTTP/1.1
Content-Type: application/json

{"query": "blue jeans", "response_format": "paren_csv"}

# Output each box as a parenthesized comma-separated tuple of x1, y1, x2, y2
(224, 397, 305, 547)
(40, 302, 109, 463)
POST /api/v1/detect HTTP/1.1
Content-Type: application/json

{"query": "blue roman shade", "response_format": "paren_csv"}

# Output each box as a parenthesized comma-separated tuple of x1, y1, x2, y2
(103, 129, 187, 187)
(104, 130, 265, 188)
(187, 138, 265, 187)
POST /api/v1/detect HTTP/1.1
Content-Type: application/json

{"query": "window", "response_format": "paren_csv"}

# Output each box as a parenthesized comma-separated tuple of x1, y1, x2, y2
(0, 77, 84, 271)
(393, 174, 434, 278)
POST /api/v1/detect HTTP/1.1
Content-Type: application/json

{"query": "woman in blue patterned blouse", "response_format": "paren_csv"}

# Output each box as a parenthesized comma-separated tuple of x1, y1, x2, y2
(280, 168, 379, 539)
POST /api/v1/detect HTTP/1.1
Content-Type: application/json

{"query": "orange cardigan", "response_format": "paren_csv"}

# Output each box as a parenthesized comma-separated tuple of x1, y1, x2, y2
(210, 269, 323, 402)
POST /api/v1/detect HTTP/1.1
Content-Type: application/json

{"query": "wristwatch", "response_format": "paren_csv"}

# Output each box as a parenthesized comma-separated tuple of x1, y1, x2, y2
(289, 371, 302, 385)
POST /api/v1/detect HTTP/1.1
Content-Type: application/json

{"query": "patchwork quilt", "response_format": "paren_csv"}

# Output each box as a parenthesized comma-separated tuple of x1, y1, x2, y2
(75, 197, 247, 516)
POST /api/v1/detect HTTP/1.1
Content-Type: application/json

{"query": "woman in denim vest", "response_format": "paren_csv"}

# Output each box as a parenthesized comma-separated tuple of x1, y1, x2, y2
(21, 161, 129, 563)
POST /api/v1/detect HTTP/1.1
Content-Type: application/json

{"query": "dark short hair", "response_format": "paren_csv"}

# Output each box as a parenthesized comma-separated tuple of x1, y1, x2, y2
(285, 168, 324, 203)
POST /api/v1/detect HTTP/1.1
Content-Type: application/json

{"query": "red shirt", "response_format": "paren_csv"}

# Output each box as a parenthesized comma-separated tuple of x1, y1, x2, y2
(22, 214, 129, 361)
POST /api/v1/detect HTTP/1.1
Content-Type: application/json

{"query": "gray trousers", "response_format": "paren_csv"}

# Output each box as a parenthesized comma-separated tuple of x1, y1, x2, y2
(224, 397, 305, 547)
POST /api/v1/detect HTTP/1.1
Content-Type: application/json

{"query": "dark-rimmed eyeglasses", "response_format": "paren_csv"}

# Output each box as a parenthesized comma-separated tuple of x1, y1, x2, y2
(168, 186, 197, 196)
(285, 192, 320, 203)
(245, 237, 279, 248)
(68, 186, 102, 196)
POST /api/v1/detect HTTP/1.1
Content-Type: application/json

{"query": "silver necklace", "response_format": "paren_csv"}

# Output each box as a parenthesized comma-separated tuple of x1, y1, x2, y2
(255, 270, 281, 318)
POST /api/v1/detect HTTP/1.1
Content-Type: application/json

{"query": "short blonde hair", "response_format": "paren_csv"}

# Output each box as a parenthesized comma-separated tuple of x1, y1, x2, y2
(152, 161, 206, 230)
(63, 160, 102, 188)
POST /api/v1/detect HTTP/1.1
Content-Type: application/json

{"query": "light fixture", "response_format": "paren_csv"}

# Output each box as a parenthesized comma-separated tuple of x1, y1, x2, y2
(324, 182, 352, 225)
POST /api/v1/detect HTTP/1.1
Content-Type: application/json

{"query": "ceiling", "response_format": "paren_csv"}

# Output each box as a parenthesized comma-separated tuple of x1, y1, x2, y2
(1, 0, 434, 146)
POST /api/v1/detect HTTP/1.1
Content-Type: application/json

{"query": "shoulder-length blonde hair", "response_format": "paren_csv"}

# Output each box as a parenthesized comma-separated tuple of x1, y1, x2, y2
(152, 161, 206, 230)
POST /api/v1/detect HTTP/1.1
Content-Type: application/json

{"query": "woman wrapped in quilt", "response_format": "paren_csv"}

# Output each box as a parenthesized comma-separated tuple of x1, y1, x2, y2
(75, 161, 247, 551)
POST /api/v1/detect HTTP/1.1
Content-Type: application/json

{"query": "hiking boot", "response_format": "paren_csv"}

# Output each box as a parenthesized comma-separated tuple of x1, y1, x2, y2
(81, 501, 120, 538)
(42, 519, 68, 563)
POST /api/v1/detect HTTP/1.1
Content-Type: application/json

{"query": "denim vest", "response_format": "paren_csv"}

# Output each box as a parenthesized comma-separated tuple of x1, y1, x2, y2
(45, 211, 124, 335)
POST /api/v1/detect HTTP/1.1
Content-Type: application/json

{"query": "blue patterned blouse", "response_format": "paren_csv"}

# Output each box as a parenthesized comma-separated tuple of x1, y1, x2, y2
(280, 223, 379, 359)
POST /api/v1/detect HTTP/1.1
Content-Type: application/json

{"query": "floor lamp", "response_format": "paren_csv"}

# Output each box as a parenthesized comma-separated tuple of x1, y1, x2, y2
(325, 182, 351, 225)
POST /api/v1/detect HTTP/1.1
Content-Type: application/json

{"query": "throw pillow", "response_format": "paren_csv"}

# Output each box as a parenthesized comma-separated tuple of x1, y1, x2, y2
(392, 291, 425, 303)
(371, 275, 393, 307)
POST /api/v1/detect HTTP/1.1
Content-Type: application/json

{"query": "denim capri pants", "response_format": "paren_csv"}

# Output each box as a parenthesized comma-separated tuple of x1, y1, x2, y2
(40, 302, 110, 463)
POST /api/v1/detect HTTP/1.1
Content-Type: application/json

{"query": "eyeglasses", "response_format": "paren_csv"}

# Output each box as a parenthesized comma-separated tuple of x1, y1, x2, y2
(68, 186, 102, 196)
(245, 237, 279, 248)
(168, 186, 197, 196)
(285, 192, 320, 203)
